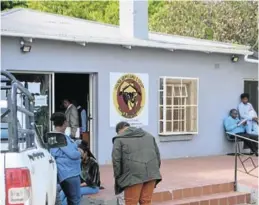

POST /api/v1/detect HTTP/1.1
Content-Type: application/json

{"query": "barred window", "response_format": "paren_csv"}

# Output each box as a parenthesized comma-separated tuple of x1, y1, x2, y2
(159, 77, 198, 135)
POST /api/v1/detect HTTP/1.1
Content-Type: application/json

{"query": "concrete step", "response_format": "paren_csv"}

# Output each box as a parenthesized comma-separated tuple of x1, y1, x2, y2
(84, 182, 251, 205)
(152, 182, 235, 202)
(153, 191, 250, 205)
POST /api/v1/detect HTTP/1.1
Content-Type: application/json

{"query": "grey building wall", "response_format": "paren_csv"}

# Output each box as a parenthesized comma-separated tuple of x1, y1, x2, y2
(1, 37, 258, 164)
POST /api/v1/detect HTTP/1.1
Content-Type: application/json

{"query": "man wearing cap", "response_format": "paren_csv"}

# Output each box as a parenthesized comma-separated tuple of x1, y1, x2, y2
(112, 122, 162, 205)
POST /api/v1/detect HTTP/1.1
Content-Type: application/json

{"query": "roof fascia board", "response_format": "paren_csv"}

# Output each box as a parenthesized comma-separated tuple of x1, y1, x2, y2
(1, 32, 253, 55)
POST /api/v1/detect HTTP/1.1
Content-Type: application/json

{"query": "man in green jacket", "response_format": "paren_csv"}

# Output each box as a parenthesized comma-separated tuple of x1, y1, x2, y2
(112, 122, 162, 205)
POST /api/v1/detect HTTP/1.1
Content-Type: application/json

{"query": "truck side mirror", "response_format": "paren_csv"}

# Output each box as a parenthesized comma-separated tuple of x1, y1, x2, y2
(44, 132, 67, 149)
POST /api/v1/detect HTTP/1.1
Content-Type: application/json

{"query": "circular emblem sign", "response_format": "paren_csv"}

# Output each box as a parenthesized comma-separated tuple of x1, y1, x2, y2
(113, 74, 145, 119)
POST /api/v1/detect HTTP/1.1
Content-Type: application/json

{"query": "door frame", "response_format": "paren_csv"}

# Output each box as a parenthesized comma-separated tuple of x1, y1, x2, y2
(243, 78, 258, 92)
(8, 70, 55, 133)
(89, 73, 98, 158)
(243, 78, 258, 84)
(53, 72, 98, 157)
(243, 78, 258, 111)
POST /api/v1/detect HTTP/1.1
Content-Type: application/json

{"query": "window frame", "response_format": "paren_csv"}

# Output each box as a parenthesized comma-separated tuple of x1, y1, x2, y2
(159, 76, 199, 136)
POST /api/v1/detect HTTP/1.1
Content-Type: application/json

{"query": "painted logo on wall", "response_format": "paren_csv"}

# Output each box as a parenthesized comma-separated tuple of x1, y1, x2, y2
(113, 74, 146, 119)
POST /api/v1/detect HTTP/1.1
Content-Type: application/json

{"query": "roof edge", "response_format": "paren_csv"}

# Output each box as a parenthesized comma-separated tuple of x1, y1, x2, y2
(1, 32, 253, 56)
(1, 8, 252, 51)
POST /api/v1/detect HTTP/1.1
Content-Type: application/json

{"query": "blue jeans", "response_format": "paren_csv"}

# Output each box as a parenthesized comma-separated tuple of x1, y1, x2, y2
(60, 176, 81, 205)
(60, 186, 99, 205)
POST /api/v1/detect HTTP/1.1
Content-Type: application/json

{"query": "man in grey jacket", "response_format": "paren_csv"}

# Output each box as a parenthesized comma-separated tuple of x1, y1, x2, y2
(112, 122, 162, 205)
(63, 99, 79, 139)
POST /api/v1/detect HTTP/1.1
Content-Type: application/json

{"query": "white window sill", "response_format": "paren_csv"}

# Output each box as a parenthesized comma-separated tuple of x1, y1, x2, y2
(159, 132, 197, 142)
(159, 132, 198, 136)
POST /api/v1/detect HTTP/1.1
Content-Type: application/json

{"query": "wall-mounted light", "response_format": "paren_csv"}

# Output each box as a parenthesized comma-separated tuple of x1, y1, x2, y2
(121, 45, 132, 49)
(20, 39, 31, 53)
(231, 55, 239, 62)
(20, 45, 31, 53)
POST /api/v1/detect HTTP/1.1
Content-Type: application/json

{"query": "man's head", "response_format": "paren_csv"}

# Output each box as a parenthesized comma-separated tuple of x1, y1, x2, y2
(50, 112, 68, 132)
(229, 109, 238, 119)
(115, 121, 130, 134)
(78, 140, 96, 161)
(240, 93, 249, 104)
(63, 99, 72, 109)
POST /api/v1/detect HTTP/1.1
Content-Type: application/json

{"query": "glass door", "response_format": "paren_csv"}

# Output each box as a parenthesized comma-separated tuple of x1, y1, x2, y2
(11, 72, 54, 138)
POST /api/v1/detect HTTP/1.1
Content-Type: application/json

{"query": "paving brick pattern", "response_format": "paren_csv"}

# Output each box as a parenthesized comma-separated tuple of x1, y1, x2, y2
(83, 156, 257, 205)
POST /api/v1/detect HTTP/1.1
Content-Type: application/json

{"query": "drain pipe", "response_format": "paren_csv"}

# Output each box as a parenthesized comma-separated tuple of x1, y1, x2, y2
(244, 54, 259, 64)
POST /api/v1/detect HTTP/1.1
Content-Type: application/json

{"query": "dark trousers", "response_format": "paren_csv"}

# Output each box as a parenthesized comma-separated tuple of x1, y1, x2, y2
(236, 133, 258, 155)
(60, 176, 81, 205)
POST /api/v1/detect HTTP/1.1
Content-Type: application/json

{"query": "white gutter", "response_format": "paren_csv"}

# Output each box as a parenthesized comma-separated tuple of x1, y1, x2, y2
(244, 54, 259, 64)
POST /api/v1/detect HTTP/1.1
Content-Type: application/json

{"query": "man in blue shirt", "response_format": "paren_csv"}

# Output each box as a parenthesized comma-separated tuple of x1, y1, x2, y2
(224, 109, 258, 156)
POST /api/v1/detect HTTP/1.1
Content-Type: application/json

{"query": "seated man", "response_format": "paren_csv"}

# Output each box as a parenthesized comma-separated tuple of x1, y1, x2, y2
(224, 109, 258, 156)
(238, 93, 258, 135)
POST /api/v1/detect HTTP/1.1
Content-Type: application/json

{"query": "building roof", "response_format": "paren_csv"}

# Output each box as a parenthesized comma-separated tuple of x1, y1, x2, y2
(1, 8, 253, 55)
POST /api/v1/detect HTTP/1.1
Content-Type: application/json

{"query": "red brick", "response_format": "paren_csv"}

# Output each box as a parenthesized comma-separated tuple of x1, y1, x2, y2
(210, 199, 219, 205)
(200, 200, 210, 205)
(245, 193, 251, 203)
(152, 192, 162, 202)
(162, 191, 172, 201)
(212, 184, 220, 194)
(228, 196, 237, 205)
(219, 197, 228, 205)
(190, 202, 199, 205)
(173, 189, 183, 200)
(202, 185, 212, 195)
(236, 194, 246, 204)
(182, 188, 193, 198)
(193, 187, 202, 197)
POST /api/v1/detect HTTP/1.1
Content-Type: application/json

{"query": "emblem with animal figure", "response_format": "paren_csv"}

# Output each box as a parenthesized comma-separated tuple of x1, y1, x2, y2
(113, 74, 146, 119)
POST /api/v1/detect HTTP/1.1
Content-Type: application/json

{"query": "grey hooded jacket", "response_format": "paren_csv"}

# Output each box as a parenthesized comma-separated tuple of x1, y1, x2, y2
(112, 127, 162, 195)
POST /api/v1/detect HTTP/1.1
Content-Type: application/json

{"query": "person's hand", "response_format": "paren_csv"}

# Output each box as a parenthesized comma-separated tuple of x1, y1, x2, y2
(80, 182, 87, 187)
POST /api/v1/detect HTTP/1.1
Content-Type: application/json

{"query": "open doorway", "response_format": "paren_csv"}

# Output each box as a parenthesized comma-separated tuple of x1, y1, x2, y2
(54, 73, 91, 145)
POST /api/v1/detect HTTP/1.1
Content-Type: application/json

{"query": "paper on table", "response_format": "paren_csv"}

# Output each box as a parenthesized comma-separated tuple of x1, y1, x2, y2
(238, 119, 247, 126)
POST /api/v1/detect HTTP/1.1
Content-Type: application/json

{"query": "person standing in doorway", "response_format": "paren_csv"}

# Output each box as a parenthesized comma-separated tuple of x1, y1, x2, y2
(73, 101, 88, 141)
(238, 93, 258, 135)
(63, 99, 80, 140)
(112, 122, 162, 205)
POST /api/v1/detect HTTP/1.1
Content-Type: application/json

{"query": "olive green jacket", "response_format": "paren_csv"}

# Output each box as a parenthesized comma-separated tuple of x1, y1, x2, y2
(112, 127, 162, 195)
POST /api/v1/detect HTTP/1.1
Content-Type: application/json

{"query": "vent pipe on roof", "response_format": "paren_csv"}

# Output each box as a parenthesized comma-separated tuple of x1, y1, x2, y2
(119, 0, 148, 40)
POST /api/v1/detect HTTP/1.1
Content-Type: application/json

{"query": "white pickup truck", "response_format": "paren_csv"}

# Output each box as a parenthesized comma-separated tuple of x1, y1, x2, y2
(0, 71, 61, 205)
